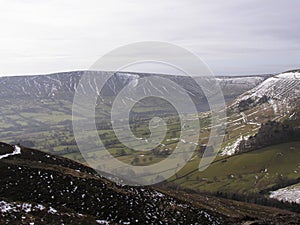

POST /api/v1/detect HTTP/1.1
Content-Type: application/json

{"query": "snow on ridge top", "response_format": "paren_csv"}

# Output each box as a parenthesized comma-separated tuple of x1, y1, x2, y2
(276, 71, 300, 79)
(115, 72, 140, 78)
(215, 76, 266, 87)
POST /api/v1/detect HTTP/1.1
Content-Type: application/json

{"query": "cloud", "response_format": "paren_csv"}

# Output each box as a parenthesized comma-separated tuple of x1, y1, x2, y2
(0, 0, 299, 76)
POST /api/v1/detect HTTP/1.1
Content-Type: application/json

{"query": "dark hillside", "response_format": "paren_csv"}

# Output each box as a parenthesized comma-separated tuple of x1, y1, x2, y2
(1, 143, 300, 224)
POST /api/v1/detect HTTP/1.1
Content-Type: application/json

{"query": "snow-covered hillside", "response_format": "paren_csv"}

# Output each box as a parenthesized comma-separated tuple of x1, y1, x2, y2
(233, 70, 300, 109)
(0, 70, 267, 102)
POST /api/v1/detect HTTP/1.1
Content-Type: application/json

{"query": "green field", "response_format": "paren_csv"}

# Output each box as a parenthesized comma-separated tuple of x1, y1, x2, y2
(1, 94, 299, 199)
(170, 141, 300, 194)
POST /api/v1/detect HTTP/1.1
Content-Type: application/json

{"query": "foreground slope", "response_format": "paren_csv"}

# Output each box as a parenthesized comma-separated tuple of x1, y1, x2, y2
(0, 142, 226, 225)
(1, 143, 300, 224)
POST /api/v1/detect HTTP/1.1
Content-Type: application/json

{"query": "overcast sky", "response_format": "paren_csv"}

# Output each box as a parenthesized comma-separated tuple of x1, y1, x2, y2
(0, 0, 299, 76)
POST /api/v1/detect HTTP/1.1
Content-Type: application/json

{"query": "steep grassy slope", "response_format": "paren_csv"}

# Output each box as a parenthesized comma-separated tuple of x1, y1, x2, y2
(169, 141, 300, 195)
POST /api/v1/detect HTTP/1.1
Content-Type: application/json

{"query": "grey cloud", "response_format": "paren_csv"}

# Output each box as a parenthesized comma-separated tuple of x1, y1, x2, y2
(0, 0, 299, 76)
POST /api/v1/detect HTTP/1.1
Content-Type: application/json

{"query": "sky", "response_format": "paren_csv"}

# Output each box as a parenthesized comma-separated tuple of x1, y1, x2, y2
(0, 0, 299, 76)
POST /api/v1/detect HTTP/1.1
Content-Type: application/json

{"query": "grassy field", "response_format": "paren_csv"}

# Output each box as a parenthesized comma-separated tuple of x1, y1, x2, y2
(1, 94, 299, 198)
(169, 141, 300, 194)
(0, 97, 187, 164)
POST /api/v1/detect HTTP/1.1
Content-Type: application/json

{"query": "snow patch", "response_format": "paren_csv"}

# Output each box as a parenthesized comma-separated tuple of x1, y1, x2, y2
(276, 71, 300, 79)
(220, 136, 247, 156)
(0, 200, 47, 214)
(0, 145, 21, 159)
(270, 184, 300, 204)
(96, 219, 109, 224)
(48, 206, 58, 214)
